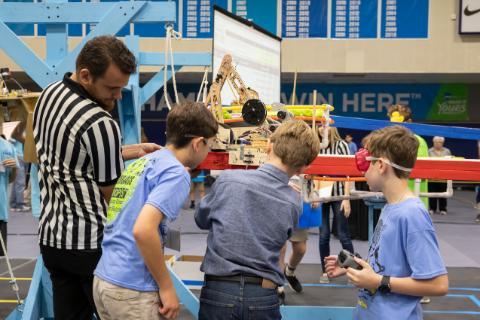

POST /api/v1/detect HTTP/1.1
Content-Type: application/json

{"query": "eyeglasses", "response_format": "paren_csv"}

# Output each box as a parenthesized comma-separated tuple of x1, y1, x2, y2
(354, 148, 412, 173)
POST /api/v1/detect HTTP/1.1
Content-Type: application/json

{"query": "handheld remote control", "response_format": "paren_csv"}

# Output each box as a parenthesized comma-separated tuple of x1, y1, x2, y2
(338, 249, 363, 270)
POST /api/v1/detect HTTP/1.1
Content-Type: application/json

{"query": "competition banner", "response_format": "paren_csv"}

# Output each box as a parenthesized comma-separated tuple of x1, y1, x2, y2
(282, 0, 328, 38)
(183, 0, 228, 38)
(381, 0, 429, 38)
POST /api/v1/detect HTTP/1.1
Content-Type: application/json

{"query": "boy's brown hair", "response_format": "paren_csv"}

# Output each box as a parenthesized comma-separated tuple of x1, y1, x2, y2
(270, 120, 320, 170)
(166, 101, 218, 148)
(364, 125, 419, 179)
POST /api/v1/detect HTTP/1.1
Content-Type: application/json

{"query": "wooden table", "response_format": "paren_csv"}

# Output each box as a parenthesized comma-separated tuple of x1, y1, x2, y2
(0, 93, 41, 163)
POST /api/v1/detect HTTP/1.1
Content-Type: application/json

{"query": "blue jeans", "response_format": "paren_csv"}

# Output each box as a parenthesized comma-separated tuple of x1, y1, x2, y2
(10, 160, 26, 208)
(199, 277, 281, 320)
(476, 186, 480, 204)
(319, 201, 354, 272)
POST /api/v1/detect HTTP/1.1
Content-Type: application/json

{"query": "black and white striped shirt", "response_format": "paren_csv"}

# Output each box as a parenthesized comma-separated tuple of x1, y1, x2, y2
(319, 140, 350, 196)
(33, 73, 124, 250)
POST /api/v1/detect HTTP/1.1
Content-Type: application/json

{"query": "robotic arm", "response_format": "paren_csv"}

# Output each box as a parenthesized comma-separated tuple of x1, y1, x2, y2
(205, 54, 266, 125)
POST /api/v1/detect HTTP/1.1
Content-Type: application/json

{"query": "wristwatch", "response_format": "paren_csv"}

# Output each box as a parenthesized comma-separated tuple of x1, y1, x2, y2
(378, 275, 391, 294)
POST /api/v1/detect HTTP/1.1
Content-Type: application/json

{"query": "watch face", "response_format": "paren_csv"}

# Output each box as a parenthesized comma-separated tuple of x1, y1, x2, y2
(379, 276, 391, 293)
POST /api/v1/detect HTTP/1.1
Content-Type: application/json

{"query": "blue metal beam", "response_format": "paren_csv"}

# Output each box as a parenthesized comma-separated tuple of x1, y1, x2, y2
(46, 24, 68, 69)
(280, 306, 354, 319)
(19, 256, 54, 320)
(0, 2, 176, 23)
(331, 115, 480, 141)
(140, 68, 178, 106)
(168, 265, 200, 318)
(139, 52, 212, 66)
(0, 21, 55, 87)
(55, 1, 146, 77)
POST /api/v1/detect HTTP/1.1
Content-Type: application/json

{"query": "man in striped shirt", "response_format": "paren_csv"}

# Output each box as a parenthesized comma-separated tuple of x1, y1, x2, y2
(33, 36, 160, 320)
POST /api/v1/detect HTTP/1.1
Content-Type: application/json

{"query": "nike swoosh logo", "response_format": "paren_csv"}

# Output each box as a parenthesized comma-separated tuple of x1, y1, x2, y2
(464, 6, 480, 16)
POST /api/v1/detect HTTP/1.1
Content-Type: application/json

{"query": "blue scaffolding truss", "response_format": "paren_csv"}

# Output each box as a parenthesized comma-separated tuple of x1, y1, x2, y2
(0, 1, 210, 319)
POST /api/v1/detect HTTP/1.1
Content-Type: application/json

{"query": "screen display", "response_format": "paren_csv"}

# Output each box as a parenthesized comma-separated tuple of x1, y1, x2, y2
(213, 8, 281, 105)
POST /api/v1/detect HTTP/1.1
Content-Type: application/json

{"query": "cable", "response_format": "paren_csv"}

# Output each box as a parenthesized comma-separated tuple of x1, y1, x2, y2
(163, 26, 181, 110)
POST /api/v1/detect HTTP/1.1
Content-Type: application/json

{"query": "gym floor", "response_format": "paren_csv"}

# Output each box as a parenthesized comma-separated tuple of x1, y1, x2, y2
(0, 190, 479, 319)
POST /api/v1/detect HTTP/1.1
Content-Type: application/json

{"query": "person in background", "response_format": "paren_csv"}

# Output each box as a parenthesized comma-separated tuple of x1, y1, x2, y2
(189, 170, 206, 209)
(0, 134, 18, 255)
(428, 136, 452, 215)
(318, 126, 353, 283)
(9, 121, 30, 212)
(345, 134, 358, 155)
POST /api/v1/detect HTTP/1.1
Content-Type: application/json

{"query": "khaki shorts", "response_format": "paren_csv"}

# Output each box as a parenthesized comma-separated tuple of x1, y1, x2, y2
(93, 276, 163, 320)
(289, 228, 309, 242)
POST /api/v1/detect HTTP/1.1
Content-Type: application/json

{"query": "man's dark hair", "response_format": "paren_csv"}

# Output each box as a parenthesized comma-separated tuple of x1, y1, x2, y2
(166, 101, 218, 148)
(76, 35, 136, 79)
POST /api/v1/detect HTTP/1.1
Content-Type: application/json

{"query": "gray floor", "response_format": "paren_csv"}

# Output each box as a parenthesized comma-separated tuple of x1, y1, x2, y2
(1, 190, 479, 319)
(167, 190, 480, 268)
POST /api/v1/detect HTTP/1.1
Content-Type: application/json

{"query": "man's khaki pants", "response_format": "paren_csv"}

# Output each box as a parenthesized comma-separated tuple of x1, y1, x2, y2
(93, 276, 164, 320)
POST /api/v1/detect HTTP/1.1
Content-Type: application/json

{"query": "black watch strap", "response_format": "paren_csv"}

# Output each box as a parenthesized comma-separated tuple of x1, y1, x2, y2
(378, 275, 391, 293)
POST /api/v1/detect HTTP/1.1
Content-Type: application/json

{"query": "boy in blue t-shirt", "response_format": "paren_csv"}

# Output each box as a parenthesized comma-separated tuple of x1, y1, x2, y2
(325, 125, 448, 320)
(93, 101, 218, 320)
(0, 134, 18, 255)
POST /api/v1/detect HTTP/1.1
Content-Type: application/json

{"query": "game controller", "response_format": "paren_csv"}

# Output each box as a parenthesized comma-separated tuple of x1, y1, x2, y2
(338, 249, 363, 270)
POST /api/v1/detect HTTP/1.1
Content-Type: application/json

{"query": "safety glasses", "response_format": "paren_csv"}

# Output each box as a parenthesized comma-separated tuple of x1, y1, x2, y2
(354, 148, 412, 173)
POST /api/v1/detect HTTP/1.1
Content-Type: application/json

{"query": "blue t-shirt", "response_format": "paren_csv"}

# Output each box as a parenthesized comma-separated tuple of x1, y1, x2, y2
(9, 139, 23, 159)
(0, 138, 18, 221)
(94, 149, 191, 291)
(354, 197, 447, 320)
(348, 141, 358, 155)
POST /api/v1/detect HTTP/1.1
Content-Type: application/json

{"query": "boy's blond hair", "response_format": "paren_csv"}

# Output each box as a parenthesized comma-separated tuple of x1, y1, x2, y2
(270, 120, 320, 170)
(364, 125, 419, 179)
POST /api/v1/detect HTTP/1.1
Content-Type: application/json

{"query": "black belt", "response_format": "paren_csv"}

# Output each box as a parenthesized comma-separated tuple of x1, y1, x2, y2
(205, 274, 264, 285)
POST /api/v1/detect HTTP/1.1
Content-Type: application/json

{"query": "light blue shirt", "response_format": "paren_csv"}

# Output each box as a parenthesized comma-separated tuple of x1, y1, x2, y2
(9, 139, 23, 159)
(348, 141, 358, 155)
(354, 197, 447, 320)
(95, 149, 190, 291)
(0, 138, 18, 221)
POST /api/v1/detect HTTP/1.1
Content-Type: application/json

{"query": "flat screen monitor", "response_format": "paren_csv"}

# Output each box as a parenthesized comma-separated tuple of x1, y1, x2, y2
(213, 7, 281, 105)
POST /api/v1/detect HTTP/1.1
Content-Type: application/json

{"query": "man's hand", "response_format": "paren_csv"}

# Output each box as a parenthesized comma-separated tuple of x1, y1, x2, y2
(341, 200, 351, 218)
(158, 287, 180, 320)
(138, 143, 161, 158)
(324, 255, 347, 278)
(346, 257, 382, 291)
(311, 201, 320, 209)
(2, 159, 16, 168)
